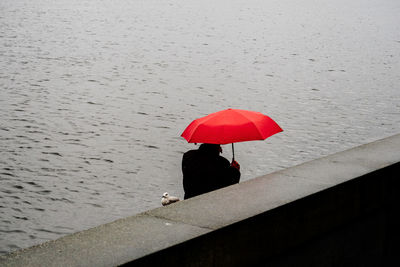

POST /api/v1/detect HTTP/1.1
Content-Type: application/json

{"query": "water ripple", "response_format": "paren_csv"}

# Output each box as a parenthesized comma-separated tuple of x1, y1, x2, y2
(1, 0, 400, 257)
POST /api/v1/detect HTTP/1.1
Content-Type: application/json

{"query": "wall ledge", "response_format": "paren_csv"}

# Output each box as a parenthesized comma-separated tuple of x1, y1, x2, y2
(1, 134, 399, 267)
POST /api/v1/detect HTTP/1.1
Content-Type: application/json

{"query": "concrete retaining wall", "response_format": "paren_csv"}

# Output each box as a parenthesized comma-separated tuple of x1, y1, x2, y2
(1, 134, 399, 267)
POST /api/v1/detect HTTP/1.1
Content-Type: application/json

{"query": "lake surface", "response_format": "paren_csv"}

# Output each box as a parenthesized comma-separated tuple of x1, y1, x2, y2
(1, 0, 399, 256)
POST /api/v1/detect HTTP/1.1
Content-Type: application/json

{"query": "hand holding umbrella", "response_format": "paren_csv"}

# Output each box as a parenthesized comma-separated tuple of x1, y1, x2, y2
(230, 160, 240, 171)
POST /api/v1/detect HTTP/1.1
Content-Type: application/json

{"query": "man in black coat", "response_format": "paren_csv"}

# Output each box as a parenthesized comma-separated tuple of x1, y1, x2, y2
(182, 143, 241, 199)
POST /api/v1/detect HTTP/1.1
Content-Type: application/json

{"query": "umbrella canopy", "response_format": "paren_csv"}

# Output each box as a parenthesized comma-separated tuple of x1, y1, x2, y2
(181, 108, 283, 145)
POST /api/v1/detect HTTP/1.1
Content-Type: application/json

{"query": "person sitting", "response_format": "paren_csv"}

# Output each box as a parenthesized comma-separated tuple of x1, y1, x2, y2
(182, 143, 241, 199)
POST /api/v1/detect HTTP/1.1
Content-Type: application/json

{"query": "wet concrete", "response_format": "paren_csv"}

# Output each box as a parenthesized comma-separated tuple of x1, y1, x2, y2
(1, 133, 399, 266)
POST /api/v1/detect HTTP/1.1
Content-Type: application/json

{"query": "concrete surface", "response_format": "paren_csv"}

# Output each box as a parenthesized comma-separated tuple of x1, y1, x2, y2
(1, 133, 399, 266)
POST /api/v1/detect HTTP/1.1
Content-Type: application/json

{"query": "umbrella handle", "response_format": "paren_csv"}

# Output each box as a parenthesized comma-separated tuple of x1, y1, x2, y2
(232, 143, 235, 161)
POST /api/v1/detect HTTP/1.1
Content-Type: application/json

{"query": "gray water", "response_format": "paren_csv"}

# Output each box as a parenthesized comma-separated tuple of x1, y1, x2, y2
(1, 0, 399, 256)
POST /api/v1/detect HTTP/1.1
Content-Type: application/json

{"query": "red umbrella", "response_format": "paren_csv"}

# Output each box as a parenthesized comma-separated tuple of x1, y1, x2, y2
(181, 108, 283, 160)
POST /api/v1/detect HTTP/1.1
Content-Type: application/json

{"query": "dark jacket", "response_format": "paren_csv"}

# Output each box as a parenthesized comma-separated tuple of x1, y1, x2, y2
(182, 144, 240, 199)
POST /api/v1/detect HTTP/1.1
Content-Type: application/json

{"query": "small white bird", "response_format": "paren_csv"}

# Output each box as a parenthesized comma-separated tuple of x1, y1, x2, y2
(161, 192, 180, 206)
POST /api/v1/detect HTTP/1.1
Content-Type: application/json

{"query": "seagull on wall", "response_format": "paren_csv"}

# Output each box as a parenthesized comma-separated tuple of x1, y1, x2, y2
(161, 192, 180, 206)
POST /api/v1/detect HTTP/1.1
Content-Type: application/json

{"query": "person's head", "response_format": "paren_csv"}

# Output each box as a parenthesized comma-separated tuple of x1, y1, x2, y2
(199, 143, 222, 156)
